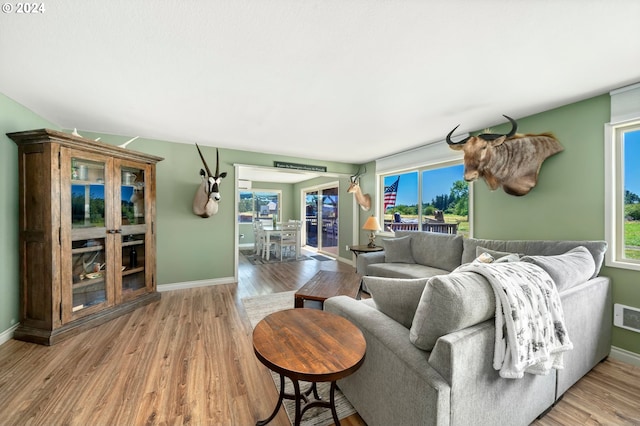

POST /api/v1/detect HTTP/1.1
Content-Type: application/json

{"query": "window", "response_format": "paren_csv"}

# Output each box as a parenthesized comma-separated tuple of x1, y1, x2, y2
(606, 120, 640, 269)
(380, 163, 469, 235)
(238, 190, 281, 223)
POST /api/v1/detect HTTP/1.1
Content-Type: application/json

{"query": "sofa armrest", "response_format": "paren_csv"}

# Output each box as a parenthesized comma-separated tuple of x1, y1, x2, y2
(556, 276, 611, 397)
(429, 321, 556, 426)
(325, 296, 450, 426)
(356, 251, 386, 275)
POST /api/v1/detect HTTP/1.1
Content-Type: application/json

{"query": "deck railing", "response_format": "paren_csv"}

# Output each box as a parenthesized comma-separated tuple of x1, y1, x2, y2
(385, 221, 459, 235)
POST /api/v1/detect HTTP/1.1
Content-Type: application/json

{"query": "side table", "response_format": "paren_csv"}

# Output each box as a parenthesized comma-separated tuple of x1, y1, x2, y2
(349, 244, 384, 257)
(349, 245, 384, 294)
(253, 308, 366, 426)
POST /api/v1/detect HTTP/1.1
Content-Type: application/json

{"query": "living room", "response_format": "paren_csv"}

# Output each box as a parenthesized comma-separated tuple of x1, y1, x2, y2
(2, 2, 640, 425)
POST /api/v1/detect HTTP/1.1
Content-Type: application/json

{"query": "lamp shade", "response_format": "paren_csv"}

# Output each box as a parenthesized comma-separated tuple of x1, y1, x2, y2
(362, 216, 381, 231)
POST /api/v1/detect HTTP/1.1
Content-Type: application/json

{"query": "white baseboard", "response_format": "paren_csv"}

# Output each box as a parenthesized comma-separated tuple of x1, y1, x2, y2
(158, 276, 235, 292)
(0, 324, 19, 346)
(337, 255, 354, 266)
(610, 345, 640, 367)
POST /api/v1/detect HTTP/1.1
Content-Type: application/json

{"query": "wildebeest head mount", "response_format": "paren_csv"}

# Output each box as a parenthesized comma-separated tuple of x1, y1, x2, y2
(446, 115, 563, 196)
(193, 144, 227, 217)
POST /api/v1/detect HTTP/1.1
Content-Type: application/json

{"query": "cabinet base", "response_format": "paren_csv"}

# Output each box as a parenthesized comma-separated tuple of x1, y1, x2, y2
(14, 292, 161, 346)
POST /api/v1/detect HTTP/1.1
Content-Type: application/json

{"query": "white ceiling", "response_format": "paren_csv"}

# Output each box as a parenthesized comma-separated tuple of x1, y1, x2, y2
(2, 1, 640, 164)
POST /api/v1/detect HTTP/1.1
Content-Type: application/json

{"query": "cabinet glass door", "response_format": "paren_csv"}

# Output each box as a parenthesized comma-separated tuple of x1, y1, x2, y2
(64, 154, 114, 321)
(71, 158, 107, 229)
(121, 233, 146, 294)
(71, 238, 108, 311)
(121, 166, 146, 225)
(118, 163, 152, 300)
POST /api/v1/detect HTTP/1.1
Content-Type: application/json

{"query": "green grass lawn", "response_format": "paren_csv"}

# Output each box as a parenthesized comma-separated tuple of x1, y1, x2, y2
(625, 221, 640, 260)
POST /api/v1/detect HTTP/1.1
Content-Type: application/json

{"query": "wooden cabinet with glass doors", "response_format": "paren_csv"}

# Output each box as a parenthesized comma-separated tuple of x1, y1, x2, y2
(8, 129, 163, 345)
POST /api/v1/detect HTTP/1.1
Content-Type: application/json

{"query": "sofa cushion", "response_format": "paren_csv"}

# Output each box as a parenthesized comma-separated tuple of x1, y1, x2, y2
(462, 238, 607, 277)
(475, 246, 521, 261)
(366, 262, 451, 279)
(383, 236, 415, 264)
(521, 246, 595, 292)
(395, 231, 463, 272)
(409, 271, 495, 351)
(363, 276, 429, 328)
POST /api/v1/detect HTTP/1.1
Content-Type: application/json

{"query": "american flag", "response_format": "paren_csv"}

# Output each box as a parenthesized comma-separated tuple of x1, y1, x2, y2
(384, 177, 400, 211)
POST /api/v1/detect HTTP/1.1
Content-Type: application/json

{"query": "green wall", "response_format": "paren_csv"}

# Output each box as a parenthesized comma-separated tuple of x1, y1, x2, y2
(469, 95, 640, 355)
(0, 93, 61, 332)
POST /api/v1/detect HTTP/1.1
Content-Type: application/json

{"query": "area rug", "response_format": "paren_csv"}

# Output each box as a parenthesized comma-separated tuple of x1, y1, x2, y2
(241, 250, 312, 265)
(311, 255, 333, 261)
(242, 291, 357, 426)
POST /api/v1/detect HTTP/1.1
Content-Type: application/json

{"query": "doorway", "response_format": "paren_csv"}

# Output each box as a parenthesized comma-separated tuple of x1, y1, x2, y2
(303, 184, 339, 257)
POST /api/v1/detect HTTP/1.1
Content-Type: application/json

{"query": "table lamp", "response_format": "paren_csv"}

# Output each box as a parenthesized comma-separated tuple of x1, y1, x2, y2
(362, 216, 381, 247)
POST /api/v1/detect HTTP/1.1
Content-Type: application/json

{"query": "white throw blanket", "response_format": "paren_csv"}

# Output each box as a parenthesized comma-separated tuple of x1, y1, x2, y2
(455, 262, 573, 379)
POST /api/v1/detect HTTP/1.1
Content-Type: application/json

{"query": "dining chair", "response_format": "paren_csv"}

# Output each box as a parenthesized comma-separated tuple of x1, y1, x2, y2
(275, 222, 299, 261)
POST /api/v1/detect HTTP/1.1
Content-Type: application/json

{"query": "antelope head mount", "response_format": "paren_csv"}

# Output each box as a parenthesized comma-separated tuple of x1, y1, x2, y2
(193, 144, 227, 217)
(347, 167, 371, 211)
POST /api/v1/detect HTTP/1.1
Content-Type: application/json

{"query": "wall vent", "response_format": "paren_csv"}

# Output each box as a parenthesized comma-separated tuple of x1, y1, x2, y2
(614, 304, 640, 333)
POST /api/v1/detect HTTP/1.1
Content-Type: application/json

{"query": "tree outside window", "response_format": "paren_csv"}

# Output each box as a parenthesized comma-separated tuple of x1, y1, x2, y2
(381, 163, 469, 236)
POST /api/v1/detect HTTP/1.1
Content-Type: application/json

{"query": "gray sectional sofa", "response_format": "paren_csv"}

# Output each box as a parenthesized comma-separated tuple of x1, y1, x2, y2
(325, 231, 611, 426)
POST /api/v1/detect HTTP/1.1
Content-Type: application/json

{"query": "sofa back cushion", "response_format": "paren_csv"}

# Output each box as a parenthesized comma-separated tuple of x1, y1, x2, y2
(382, 236, 415, 264)
(462, 239, 607, 277)
(409, 271, 495, 351)
(363, 276, 429, 328)
(396, 231, 463, 272)
(521, 246, 596, 292)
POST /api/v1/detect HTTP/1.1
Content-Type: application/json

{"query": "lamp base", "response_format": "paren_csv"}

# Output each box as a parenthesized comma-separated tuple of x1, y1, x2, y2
(367, 232, 376, 248)
(367, 242, 377, 248)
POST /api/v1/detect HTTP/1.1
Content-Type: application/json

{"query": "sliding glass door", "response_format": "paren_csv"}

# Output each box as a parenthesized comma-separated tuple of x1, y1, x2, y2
(303, 185, 339, 256)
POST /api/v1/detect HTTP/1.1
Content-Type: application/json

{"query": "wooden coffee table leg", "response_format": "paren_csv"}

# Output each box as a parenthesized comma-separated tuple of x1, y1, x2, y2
(294, 295, 304, 308)
(256, 374, 286, 426)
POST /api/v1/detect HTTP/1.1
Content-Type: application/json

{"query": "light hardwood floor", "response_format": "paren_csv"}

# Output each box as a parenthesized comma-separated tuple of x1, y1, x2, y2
(0, 253, 638, 425)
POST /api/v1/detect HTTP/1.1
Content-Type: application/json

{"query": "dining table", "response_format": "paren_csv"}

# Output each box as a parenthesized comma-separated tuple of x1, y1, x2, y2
(261, 223, 301, 261)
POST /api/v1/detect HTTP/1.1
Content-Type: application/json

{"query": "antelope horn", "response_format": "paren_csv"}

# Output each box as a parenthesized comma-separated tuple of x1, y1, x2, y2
(215, 148, 220, 177)
(196, 144, 213, 177)
(446, 125, 470, 145)
(351, 165, 367, 181)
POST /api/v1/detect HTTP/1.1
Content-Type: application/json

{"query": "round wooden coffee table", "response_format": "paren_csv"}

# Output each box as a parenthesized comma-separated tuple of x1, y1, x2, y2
(253, 308, 366, 426)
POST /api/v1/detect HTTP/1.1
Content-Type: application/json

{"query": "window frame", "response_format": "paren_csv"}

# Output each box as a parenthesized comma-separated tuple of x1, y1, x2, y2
(604, 118, 640, 271)
(238, 188, 282, 223)
(376, 159, 471, 237)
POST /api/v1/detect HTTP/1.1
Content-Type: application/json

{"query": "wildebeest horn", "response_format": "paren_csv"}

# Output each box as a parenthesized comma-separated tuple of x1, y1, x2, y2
(504, 115, 518, 138)
(477, 115, 518, 141)
(447, 115, 518, 144)
(446, 125, 471, 145)
(196, 144, 213, 177)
